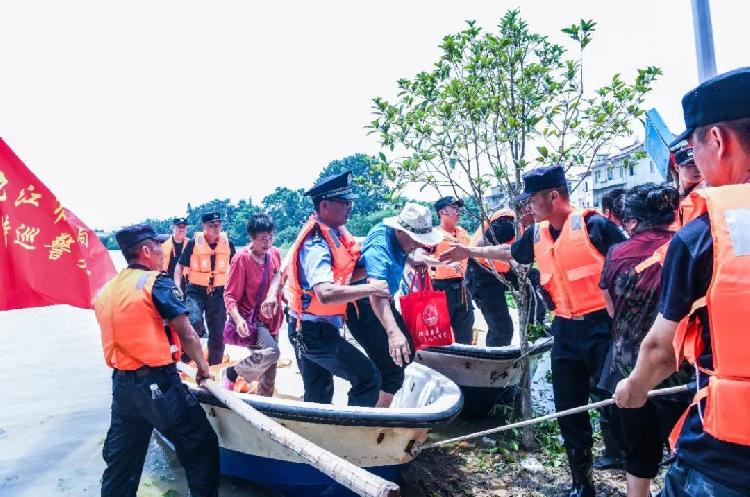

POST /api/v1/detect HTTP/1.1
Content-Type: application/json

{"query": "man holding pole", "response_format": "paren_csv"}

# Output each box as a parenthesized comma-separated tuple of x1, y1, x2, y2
(615, 67, 750, 497)
(95, 224, 219, 497)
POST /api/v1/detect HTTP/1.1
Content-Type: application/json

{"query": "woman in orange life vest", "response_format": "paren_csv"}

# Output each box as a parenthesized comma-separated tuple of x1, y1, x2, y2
(95, 224, 219, 497)
(442, 165, 627, 497)
(270, 171, 389, 408)
(598, 184, 692, 497)
(614, 67, 750, 497)
(174, 212, 237, 365)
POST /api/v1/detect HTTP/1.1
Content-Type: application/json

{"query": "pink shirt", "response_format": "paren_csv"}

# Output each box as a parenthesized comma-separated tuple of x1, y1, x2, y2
(223, 246, 283, 335)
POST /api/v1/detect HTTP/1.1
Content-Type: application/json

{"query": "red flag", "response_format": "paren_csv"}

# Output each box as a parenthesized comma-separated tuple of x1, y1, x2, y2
(0, 137, 116, 310)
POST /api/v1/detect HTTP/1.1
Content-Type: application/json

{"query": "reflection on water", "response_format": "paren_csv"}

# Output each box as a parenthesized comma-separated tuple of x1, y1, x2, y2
(0, 251, 271, 497)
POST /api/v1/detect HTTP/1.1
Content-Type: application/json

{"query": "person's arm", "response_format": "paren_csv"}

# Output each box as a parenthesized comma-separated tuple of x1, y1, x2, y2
(313, 280, 390, 305)
(601, 288, 615, 317)
(170, 314, 212, 383)
(224, 254, 253, 337)
(613, 314, 679, 407)
(369, 289, 411, 367)
(173, 264, 184, 288)
(439, 243, 512, 264)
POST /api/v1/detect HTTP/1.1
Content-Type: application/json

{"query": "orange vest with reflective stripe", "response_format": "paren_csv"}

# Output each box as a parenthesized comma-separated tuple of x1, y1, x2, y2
(188, 232, 231, 287)
(470, 209, 516, 274)
(287, 215, 361, 321)
(161, 237, 190, 276)
(431, 226, 471, 280)
(533, 209, 607, 318)
(669, 185, 750, 448)
(95, 268, 181, 370)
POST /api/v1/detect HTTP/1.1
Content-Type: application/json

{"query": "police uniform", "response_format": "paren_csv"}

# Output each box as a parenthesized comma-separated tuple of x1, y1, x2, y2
(654, 68, 750, 497)
(178, 212, 236, 365)
(429, 196, 475, 344)
(161, 217, 188, 286)
(95, 224, 219, 497)
(512, 165, 626, 497)
(287, 172, 381, 407)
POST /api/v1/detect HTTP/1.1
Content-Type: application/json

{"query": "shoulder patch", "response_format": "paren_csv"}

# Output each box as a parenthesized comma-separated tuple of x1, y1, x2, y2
(171, 286, 185, 302)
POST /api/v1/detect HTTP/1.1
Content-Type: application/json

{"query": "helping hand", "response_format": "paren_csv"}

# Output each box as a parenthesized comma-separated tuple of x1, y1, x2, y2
(387, 329, 411, 367)
(369, 280, 392, 299)
(613, 377, 648, 408)
(195, 362, 214, 384)
(439, 243, 469, 264)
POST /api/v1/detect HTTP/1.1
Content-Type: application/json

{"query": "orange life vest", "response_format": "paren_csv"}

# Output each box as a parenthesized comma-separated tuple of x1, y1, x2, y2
(469, 209, 516, 274)
(161, 236, 189, 276)
(95, 268, 181, 370)
(668, 184, 750, 448)
(188, 232, 231, 287)
(287, 215, 361, 327)
(533, 209, 607, 318)
(430, 225, 471, 280)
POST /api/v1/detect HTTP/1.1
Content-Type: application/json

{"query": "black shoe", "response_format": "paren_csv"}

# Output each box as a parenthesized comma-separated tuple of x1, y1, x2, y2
(593, 453, 624, 470)
(594, 425, 625, 470)
(566, 447, 596, 497)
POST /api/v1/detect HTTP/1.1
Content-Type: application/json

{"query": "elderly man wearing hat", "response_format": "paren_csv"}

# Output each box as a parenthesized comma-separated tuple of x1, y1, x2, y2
(94, 224, 219, 497)
(162, 217, 189, 287)
(175, 212, 237, 365)
(345, 202, 443, 407)
(442, 164, 626, 496)
(280, 171, 388, 407)
(425, 196, 475, 344)
(615, 67, 750, 497)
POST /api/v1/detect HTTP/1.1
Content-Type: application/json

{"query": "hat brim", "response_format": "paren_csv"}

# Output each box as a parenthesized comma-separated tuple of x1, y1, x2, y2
(669, 128, 693, 149)
(382, 216, 444, 247)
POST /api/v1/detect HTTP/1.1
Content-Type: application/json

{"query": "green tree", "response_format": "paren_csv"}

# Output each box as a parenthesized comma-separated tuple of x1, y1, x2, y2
(261, 187, 311, 246)
(316, 153, 392, 216)
(369, 10, 659, 447)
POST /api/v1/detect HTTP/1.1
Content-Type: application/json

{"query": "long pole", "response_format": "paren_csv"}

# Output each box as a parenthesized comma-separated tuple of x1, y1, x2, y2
(691, 0, 717, 82)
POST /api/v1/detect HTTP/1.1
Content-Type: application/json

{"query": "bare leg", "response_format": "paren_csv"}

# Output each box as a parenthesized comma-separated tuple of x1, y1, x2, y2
(375, 390, 394, 408)
(626, 473, 651, 497)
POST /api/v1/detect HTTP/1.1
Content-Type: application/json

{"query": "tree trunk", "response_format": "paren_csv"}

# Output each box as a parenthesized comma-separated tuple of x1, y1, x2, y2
(516, 280, 537, 450)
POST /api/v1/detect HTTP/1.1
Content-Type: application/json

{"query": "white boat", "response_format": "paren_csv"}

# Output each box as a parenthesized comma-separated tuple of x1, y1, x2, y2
(185, 342, 463, 497)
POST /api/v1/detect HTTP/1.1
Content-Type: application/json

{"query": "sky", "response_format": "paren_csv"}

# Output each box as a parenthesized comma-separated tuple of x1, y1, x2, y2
(0, 0, 747, 230)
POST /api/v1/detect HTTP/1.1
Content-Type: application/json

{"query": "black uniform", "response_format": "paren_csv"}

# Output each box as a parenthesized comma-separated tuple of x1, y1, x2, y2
(178, 239, 236, 365)
(101, 265, 219, 497)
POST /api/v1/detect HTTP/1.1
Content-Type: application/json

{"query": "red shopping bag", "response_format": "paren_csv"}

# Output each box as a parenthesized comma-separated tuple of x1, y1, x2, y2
(399, 273, 454, 350)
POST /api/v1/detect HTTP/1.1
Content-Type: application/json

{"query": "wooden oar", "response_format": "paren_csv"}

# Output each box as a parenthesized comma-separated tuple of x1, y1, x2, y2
(415, 384, 691, 453)
(177, 362, 400, 497)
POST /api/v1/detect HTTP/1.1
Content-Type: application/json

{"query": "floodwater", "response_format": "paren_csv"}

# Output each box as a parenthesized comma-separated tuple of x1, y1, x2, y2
(0, 252, 272, 497)
(0, 250, 552, 497)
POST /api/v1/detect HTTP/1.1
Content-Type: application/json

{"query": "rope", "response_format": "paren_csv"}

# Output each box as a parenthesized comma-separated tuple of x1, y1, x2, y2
(416, 384, 691, 453)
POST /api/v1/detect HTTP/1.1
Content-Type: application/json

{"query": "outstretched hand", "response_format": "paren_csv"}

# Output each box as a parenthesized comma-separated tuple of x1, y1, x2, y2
(438, 243, 470, 264)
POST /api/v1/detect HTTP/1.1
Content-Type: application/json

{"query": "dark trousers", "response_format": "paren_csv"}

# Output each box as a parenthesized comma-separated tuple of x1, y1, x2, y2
(550, 313, 612, 451)
(432, 278, 475, 344)
(662, 458, 748, 497)
(346, 298, 415, 395)
(185, 284, 226, 365)
(290, 319, 381, 407)
(101, 365, 219, 497)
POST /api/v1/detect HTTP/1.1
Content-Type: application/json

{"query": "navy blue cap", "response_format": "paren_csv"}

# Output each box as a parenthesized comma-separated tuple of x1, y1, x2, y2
(434, 196, 464, 213)
(172, 217, 188, 225)
(670, 67, 750, 147)
(514, 164, 567, 202)
(305, 170, 358, 201)
(201, 212, 222, 223)
(115, 223, 169, 250)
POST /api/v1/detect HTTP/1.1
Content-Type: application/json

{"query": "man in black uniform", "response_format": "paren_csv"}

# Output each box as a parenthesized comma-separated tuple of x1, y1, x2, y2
(161, 217, 189, 288)
(94, 224, 219, 497)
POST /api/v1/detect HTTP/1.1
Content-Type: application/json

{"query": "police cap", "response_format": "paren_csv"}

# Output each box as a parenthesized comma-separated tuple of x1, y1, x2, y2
(172, 217, 188, 226)
(671, 67, 750, 147)
(305, 171, 359, 201)
(115, 224, 169, 251)
(434, 196, 464, 213)
(201, 212, 222, 223)
(514, 164, 567, 202)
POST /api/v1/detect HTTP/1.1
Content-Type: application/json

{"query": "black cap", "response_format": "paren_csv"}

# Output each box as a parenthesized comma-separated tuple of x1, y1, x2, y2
(434, 196, 464, 213)
(305, 171, 359, 201)
(172, 217, 188, 225)
(115, 223, 169, 251)
(201, 212, 222, 223)
(514, 164, 567, 202)
(670, 67, 750, 147)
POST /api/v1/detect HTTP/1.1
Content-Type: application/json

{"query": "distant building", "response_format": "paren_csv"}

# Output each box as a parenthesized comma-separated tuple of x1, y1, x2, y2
(569, 172, 594, 209)
(591, 142, 666, 208)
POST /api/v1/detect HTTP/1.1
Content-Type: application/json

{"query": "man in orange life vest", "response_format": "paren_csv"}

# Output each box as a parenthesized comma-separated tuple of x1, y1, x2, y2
(161, 217, 189, 289)
(174, 212, 236, 365)
(614, 67, 750, 497)
(95, 224, 219, 497)
(441, 165, 626, 496)
(283, 171, 388, 407)
(428, 196, 475, 344)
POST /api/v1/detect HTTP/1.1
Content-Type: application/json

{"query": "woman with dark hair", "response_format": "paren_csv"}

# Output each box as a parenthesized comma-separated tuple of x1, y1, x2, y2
(221, 214, 283, 396)
(598, 183, 691, 497)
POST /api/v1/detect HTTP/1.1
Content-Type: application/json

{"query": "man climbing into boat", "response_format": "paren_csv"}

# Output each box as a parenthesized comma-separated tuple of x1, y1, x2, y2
(346, 203, 443, 407)
(281, 170, 388, 407)
(174, 212, 236, 365)
(614, 67, 750, 497)
(440, 164, 626, 496)
(94, 224, 220, 497)
(427, 196, 475, 344)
